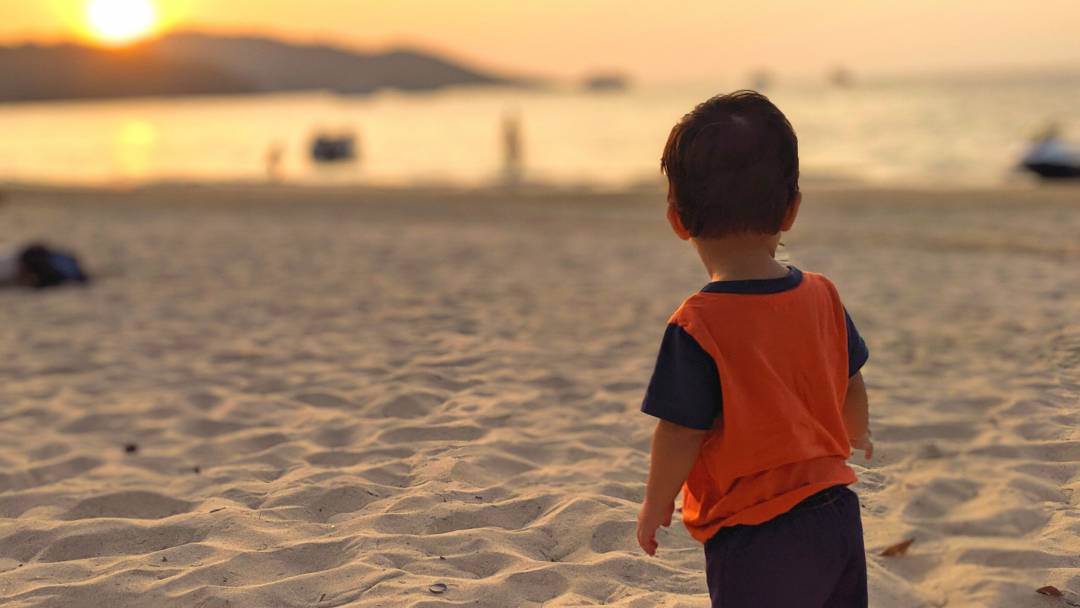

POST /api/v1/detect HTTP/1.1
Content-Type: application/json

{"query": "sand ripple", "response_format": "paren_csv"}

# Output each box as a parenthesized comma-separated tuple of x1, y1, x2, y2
(1, 186, 1078, 607)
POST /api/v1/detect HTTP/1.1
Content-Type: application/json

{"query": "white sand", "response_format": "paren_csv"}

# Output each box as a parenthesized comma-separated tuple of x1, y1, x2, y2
(0, 184, 1078, 607)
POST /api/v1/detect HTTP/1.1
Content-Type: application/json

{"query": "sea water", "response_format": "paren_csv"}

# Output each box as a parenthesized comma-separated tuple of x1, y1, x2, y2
(0, 76, 1077, 188)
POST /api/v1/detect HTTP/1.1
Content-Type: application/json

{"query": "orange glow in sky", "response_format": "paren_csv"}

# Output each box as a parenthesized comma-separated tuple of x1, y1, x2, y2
(86, 0, 159, 45)
(0, 0, 1077, 82)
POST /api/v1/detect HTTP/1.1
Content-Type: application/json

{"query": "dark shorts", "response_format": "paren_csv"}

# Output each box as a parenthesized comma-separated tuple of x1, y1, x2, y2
(704, 485, 868, 608)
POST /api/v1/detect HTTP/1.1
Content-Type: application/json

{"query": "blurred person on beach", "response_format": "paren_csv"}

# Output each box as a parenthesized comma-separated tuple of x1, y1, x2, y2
(636, 91, 873, 607)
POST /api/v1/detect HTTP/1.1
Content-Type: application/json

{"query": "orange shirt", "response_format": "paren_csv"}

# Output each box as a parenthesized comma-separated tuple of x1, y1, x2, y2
(642, 268, 863, 543)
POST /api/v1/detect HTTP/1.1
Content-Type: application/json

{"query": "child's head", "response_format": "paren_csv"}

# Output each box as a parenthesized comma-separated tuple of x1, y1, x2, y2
(661, 90, 799, 239)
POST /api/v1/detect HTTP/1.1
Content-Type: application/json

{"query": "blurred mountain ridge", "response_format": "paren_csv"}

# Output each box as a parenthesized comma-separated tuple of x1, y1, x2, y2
(0, 32, 521, 103)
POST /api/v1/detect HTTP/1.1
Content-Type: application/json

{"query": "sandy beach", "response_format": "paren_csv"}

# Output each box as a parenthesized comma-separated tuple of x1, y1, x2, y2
(1, 182, 1079, 608)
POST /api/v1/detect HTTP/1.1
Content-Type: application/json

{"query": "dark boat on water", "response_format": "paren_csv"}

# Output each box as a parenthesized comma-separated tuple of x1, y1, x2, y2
(584, 74, 629, 92)
(1026, 163, 1080, 179)
(312, 134, 357, 163)
(1021, 134, 1080, 179)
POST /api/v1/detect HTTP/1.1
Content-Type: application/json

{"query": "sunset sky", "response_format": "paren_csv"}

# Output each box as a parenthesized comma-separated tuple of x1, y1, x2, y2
(1, 0, 1078, 83)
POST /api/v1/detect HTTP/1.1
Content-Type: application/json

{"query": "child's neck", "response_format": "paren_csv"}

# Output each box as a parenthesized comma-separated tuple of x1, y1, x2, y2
(691, 232, 788, 283)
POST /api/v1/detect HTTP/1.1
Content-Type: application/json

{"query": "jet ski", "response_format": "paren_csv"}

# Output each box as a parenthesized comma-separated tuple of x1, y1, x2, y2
(1021, 135, 1080, 179)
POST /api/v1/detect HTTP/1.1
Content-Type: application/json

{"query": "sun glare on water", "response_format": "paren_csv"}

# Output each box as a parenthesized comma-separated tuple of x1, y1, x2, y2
(86, 0, 159, 45)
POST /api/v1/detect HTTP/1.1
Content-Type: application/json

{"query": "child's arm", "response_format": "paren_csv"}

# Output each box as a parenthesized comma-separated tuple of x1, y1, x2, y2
(843, 371, 873, 459)
(637, 420, 708, 556)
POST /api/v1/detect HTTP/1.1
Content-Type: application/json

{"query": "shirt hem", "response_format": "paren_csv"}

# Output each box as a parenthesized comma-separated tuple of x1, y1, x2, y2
(685, 473, 859, 544)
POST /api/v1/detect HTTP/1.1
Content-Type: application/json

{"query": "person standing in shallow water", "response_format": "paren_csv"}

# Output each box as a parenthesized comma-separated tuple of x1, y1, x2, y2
(636, 90, 873, 608)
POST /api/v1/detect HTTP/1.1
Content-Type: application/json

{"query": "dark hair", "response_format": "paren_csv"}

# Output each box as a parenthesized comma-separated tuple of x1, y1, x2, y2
(661, 90, 799, 238)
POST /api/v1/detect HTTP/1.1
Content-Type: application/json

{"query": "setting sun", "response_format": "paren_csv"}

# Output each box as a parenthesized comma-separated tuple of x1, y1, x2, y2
(86, 0, 159, 45)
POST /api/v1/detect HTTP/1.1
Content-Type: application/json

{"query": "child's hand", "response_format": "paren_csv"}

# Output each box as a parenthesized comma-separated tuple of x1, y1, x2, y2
(850, 430, 874, 459)
(637, 500, 675, 556)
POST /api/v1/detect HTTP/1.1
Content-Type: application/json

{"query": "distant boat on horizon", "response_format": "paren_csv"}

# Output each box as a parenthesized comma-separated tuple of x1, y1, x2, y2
(828, 66, 855, 88)
(583, 74, 629, 92)
(311, 129, 359, 164)
(748, 69, 773, 91)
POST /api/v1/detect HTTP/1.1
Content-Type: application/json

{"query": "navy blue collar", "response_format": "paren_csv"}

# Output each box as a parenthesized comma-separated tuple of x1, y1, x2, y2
(700, 266, 803, 294)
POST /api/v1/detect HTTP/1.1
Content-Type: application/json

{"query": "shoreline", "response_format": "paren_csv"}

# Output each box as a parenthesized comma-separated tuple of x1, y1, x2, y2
(3, 178, 1079, 209)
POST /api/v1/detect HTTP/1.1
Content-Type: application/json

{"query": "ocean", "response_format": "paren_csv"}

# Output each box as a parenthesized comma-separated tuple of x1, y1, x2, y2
(0, 76, 1078, 188)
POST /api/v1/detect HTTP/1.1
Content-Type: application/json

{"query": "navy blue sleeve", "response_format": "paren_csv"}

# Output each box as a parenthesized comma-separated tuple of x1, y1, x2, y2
(845, 308, 869, 377)
(640, 323, 722, 431)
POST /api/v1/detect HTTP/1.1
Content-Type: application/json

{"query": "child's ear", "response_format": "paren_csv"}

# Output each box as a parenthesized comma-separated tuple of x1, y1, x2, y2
(779, 192, 802, 232)
(667, 205, 692, 241)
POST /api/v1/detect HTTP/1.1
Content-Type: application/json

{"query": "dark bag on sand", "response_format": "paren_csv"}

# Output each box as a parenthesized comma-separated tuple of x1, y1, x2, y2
(19, 245, 88, 288)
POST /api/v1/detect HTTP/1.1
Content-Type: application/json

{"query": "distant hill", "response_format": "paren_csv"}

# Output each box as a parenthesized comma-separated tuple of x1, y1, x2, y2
(0, 33, 520, 103)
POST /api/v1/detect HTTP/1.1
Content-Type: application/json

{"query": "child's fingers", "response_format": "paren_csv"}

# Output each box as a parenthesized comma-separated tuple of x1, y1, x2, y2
(864, 441, 874, 459)
(639, 534, 656, 556)
(636, 524, 658, 556)
(644, 532, 657, 556)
